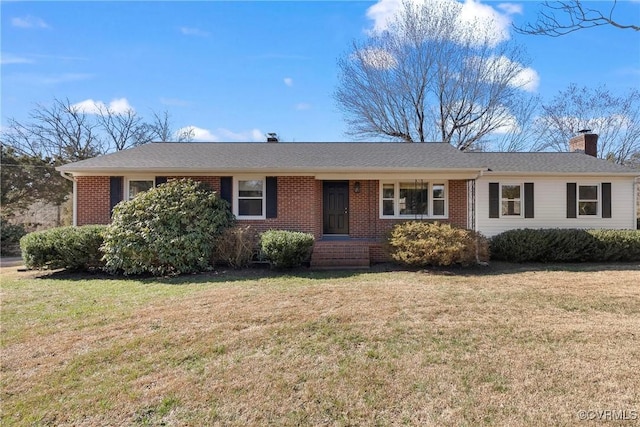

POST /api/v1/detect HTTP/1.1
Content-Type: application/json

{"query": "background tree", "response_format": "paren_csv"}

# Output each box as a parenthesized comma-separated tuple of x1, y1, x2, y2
(531, 84, 640, 165)
(0, 98, 187, 220)
(146, 110, 195, 142)
(514, 0, 639, 36)
(335, 0, 536, 150)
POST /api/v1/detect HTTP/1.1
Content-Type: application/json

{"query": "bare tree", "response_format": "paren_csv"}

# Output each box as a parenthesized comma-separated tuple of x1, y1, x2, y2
(532, 84, 640, 165)
(335, 0, 536, 150)
(97, 105, 152, 151)
(514, 1, 639, 36)
(147, 110, 195, 142)
(3, 98, 104, 162)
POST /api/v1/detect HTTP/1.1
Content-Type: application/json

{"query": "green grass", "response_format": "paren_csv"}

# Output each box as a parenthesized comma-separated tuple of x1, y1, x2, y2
(1, 263, 639, 426)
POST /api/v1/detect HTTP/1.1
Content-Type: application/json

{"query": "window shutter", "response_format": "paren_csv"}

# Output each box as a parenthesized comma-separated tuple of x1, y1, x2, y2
(602, 182, 612, 218)
(489, 182, 499, 218)
(155, 176, 167, 186)
(220, 177, 232, 205)
(524, 183, 534, 218)
(567, 183, 577, 218)
(109, 176, 124, 214)
(266, 176, 278, 219)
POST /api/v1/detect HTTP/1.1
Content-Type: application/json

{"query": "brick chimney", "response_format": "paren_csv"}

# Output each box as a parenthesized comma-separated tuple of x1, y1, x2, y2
(569, 130, 598, 157)
(266, 132, 279, 143)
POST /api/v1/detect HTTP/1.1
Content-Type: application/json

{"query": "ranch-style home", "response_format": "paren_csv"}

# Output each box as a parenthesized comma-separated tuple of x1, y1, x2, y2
(57, 132, 639, 267)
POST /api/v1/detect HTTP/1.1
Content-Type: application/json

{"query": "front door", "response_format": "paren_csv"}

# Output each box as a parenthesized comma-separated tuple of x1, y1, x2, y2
(323, 181, 349, 234)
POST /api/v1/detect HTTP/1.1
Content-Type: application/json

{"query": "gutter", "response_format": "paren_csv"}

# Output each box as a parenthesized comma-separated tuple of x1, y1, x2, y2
(59, 171, 78, 226)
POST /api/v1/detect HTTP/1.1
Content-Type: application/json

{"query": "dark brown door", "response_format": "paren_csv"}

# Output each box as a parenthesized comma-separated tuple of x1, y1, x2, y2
(323, 181, 349, 234)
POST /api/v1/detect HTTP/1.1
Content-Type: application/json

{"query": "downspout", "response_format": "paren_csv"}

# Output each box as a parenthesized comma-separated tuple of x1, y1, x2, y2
(635, 177, 640, 230)
(59, 171, 77, 226)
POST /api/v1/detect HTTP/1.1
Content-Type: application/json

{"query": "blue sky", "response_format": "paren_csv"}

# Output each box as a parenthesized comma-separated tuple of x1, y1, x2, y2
(2, 0, 639, 143)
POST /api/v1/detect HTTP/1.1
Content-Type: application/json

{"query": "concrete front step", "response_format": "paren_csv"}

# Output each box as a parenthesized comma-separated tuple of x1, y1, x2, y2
(310, 241, 370, 269)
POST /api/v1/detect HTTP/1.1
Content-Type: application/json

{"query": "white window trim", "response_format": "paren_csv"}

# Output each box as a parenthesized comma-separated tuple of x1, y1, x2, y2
(379, 181, 448, 219)
(500, 183, 523, 218)
(233, 177, 266, 220)
(577, 183, 601, 218)
(126, 177, 155, 201)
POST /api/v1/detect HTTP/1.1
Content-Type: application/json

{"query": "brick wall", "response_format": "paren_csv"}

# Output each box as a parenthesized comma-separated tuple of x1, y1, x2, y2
(76, 176, 111, 225)
(75, 176, 469, 241)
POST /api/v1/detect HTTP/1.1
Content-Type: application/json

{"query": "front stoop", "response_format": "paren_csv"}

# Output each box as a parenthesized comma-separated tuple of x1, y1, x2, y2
(310, 241, 370, 269)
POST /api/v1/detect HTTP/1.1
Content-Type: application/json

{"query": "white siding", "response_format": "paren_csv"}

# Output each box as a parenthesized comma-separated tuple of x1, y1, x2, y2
(475, 175, 637, 237)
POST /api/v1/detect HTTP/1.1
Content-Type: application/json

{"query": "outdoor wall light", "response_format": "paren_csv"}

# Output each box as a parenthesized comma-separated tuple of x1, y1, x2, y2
(354, 181, 361, 193)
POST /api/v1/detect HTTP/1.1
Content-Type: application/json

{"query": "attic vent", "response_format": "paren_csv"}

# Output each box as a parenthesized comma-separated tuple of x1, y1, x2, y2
(266, 133, 279, 143)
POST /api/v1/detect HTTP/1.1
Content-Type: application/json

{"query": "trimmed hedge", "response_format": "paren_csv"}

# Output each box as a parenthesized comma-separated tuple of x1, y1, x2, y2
(20, 225, 107, 270)
(102, 179, 235, 276)
(260, 230, 315, 269)
(490, 228, 640, 263)
(388, 221, 489, 267)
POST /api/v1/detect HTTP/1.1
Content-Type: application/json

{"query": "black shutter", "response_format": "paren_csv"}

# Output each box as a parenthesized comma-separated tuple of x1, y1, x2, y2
(109, 176, 124, 214)
(602, 182, 612, 218)
(567, 183, 577, 218)
(524, 182, 534, 218)
(489, 182, 499, 218)
(266, 176, 278, 219)
(220, 177, 232, 205)
(155, 176, 167, 186)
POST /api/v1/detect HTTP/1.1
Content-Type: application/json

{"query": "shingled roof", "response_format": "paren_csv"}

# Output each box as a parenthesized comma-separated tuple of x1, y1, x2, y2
(57, 142, 482, 174)
(57, 142, 640, 176)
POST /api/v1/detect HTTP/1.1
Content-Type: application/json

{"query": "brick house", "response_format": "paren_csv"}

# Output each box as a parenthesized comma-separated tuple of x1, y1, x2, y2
(57, 133, 639, 267)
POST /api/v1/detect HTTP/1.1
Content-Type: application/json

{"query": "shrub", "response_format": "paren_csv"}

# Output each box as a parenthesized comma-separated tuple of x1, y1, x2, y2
(1, 217, 26, 256)
(260, 230, 315, 269)
(213, 225, 259, 268)
(102, 179, 235, 276)
(587, 229, 640, 262)
(20, 225, 106, 270)
(388, 221, 489, 267)
(490, 228, 640, 263)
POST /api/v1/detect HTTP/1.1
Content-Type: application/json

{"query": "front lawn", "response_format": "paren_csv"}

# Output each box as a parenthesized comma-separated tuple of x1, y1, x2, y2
(1, 264, 639, 426)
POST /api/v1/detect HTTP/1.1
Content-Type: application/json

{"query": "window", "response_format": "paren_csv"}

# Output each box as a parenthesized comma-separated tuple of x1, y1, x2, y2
(236, 179, 265, 218)
(380, 181, 446, 218)
(128, 179, 154, 200)
(578, 184, 598, 216)
(501, 184, 521, 216)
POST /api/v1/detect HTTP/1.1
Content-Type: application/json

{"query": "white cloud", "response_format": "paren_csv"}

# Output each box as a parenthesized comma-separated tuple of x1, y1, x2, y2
(178, 126, 265, 142)
(11, 16, 49, 29)
(284, 77, 294, 87)
(72, 98, 134, 114)
(160, 97, 191, 107)
(366, 0, 515, 47)
(1, 54, 34, 65)
(295, 103, 312, 111)
(358, 47, 397, 69)
(514, 67, 540, 93)
(470, 55, 540, 93)
(180, 27, 210, 37)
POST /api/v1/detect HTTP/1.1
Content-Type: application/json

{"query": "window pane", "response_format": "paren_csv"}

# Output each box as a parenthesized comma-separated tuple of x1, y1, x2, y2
(399, 184, 428, 215)
(433, 184, 445, 199)
(382, 184, 394, 199)
(239, 199, 262, 216)
(383, 200, 394, 216)
(579, 185, 598, 200)
(502, 200, 521, 216)
(502, 185, 520, 199)
(239, 180, 263, 197)
(129, 180, 153, 200)
(579, 201, 597, 216)
(433, 200, 445, 216)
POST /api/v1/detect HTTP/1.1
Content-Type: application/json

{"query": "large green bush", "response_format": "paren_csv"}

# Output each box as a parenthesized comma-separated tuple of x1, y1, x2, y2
(20, 225, 107, 270)
(1, 217, 26, 256)
(102, 179, 235, 276)
(260, 230, 315, 269)
(388, 221, 489, 267)
(490, 228, 640, 263)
